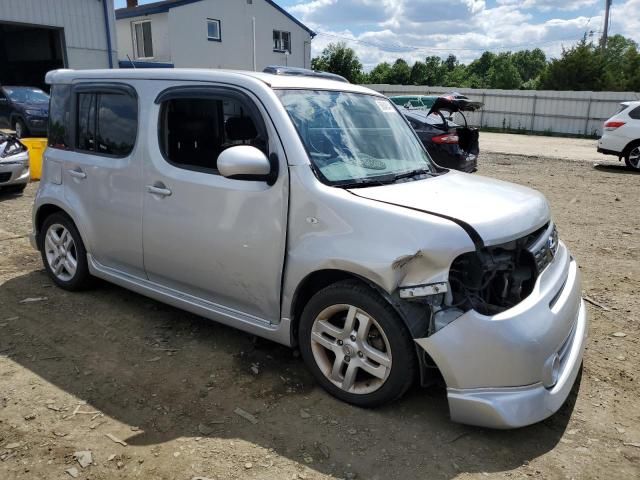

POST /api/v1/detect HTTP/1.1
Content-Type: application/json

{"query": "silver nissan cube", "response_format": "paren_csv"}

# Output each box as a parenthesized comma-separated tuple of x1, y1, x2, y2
(31, 68, 588, 428)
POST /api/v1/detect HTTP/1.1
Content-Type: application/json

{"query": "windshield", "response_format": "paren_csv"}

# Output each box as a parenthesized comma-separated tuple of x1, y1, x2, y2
(277, 90, 436, 186)
(3, 87, 49, 104)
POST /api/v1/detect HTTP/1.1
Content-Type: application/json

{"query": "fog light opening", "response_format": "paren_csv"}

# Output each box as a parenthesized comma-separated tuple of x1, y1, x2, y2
(544, 353, 561, 388)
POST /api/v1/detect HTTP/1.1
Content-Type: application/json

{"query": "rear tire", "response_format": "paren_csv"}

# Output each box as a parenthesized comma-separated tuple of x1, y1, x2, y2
(298, 280, 417, 407)
(624, 142, 640, 171)
(40, 213, 94, 291)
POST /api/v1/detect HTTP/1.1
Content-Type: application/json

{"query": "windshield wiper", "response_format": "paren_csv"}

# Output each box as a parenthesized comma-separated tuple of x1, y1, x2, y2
(392, 168, 435, 181)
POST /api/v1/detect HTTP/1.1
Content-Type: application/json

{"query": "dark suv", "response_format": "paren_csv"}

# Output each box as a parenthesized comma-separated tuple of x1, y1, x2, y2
(0, 86, 49, 138)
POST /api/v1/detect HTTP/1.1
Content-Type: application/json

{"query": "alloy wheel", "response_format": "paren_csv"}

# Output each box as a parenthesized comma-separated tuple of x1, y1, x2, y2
(44, 223, 78, 282)
(629, 146, 640, 169)
(310, 304, 392, 394)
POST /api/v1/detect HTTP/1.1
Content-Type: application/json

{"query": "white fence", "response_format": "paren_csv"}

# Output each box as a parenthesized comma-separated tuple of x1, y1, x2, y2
(364, 85, 640, 137)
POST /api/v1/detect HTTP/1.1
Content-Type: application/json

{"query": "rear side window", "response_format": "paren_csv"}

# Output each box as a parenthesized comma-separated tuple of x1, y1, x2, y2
(629, 106, 640, 120)
(48, 85, 71, 149)
(74, 90, 137, 157)
(157, 92, 267, 173)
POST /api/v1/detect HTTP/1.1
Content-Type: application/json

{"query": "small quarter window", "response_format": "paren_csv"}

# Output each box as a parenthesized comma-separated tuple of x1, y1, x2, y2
(48, 85, 72, 149)
(207, 19, 221, 41)
(73, 90, 137, 157)
(158, 94, 267, 174)
(629, 106, 640, 120)
(76, 93, 96, 152)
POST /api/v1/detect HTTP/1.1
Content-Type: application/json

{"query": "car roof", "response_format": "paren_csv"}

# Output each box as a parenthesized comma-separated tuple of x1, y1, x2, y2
(45, 68, 381, 96)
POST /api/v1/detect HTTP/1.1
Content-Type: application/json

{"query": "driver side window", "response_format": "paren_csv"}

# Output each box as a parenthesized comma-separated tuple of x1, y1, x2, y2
(158, 94, 267, 174)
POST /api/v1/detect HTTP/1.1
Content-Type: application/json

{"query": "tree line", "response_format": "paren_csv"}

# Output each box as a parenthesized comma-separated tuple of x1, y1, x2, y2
(311, 35, 640, 92)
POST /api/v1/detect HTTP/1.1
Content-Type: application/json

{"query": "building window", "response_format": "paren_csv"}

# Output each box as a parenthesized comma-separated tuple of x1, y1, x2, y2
(74, 91, 138, 157)
(207, 18, 221, 41)
(273, 30, 291, 53)
(133, 20, 153, 58)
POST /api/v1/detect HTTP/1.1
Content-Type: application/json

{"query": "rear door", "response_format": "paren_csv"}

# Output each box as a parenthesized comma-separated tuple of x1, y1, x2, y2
(63, 83, 144, 277)
(141, 83, 288, 322)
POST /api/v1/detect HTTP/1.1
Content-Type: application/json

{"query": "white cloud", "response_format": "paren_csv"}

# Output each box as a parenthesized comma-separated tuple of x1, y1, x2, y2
(496, 0, 598, 12)
(290, 0, 640, 69)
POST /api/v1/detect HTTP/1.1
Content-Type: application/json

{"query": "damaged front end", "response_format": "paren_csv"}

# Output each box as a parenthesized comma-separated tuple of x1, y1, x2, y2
(400, 222, 559, 334)
(447, 222, 558, 316)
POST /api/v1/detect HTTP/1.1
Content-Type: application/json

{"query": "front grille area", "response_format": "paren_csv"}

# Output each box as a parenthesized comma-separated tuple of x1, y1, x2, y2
(527, 222, 559, 274)
(0, 172, 12, 183)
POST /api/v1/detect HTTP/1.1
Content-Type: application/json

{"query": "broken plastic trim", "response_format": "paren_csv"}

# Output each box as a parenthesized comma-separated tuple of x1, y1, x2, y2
(399, 282, 448, 299)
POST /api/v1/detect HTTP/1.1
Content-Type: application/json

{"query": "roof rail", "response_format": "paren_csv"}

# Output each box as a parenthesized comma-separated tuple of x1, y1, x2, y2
(262, 66, 349, 83)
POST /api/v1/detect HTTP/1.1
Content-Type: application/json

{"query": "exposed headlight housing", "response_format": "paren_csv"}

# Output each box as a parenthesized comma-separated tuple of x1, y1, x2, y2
(25, 109, 44, 116)
(399, 282, 448, 299)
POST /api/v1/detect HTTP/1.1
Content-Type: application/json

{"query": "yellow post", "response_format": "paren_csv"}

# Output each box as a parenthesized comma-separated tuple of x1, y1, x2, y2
(20, 138, 47, 181)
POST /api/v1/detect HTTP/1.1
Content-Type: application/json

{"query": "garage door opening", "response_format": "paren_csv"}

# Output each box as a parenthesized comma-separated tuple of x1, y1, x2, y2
(0, 21, 65, 90)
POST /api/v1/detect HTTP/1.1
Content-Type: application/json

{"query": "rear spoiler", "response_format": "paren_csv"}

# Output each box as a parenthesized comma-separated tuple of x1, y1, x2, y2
(427, 95, 483, 116)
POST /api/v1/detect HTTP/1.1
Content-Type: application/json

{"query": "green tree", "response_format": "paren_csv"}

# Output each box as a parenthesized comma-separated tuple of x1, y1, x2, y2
(467, 51, 496, 85)
(512, 48, 547, 82)
(486, 53, 522, 89)
(444, 54, 458, 71)
(409, 61, 429, 85)
(423, 56, 447, 85)
(388, 59, 411, 85)
(538, 37, 605, 91)
(443, 65, 469, 87)
(367, 62, 392, 83)
(311, 42, 363, 83)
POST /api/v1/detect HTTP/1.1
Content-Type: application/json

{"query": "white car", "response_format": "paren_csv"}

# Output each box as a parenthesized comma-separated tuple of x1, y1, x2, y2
(597, 100, 640, 170)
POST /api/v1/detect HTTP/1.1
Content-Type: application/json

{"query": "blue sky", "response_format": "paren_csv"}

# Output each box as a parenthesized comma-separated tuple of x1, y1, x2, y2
(114, 0, 640, 69)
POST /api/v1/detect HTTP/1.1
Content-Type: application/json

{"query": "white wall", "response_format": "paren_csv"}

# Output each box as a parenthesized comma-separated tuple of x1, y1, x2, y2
(0, 0, 117, 69)
(367, 84, 640, 137)
(117, 0, 311, 70)
(116, 12, 171, 63)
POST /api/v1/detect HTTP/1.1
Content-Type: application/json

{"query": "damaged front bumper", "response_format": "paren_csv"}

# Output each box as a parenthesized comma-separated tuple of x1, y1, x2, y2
(415, 241, 588, 428)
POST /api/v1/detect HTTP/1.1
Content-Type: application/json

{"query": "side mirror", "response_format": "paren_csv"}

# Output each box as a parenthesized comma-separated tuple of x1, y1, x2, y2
(218, 145, 275, 183)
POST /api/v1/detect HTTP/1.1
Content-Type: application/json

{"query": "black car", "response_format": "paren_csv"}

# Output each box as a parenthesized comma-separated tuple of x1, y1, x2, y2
(402, 95, 481, 173)
(0, 85, 49, 138)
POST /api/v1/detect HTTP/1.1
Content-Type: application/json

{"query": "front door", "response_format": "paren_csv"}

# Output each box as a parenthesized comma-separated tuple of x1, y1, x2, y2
(142, 85, 288, 322)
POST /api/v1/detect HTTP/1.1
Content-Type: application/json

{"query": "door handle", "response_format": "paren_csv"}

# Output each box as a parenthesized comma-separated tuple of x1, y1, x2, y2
(68, 168, 87, 180)
(146, 184, 172, 197)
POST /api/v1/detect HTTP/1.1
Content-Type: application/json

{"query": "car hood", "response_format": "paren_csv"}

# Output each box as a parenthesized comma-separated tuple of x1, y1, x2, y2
(348, 171, 550, 247)
(15, 101, 48, 113)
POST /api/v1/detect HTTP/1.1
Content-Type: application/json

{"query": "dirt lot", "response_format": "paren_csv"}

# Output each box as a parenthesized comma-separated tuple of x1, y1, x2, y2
(1, 152, 639, 480)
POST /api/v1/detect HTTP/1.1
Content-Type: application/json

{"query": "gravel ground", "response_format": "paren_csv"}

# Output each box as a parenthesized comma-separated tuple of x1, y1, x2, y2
(480, 133, 605, 163)
(0, 151, 639, 480)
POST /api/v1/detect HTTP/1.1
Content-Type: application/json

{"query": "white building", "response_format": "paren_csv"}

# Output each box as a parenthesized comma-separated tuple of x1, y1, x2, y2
(0, 0, 117, 87)
(115, 0, 314, 71)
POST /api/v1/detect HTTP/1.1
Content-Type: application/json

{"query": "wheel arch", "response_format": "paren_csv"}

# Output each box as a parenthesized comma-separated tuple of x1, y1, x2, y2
(288, 268, 430, 347)
(34, 203, 87, 250)
(622, 138, 640, 157)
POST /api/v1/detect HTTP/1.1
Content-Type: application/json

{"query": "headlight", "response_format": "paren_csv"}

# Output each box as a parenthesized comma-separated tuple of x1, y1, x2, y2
(25, 109, 43, 116)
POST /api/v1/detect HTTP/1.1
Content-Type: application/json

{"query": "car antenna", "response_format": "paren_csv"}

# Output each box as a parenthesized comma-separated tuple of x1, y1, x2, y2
(126, 54, 136, 69)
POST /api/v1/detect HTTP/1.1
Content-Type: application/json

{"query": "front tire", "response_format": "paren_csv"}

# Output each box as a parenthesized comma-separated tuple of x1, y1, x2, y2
(14, 119, 29, 139)
(624, 143, 640, 171)
(40, 213, 93, 290)
(298, 280, 417, 407)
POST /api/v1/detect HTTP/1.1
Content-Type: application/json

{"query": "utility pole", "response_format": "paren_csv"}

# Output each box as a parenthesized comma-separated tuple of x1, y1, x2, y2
(601, 0, 612, 49)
